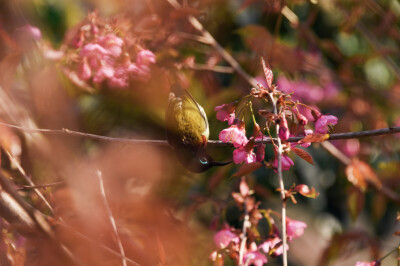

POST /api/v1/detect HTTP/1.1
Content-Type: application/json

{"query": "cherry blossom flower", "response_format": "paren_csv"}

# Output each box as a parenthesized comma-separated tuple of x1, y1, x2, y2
(286, 218, 307, 241)
(98, 34, 124, 57)
(233, 146, 256, 164)
(215, 104, 235, 125)
(259, 237, 289, 256)
(243, 251, 268, 266)
(219, 125, 248, 148)
(93, 63, 114, 83)
(272, 155, 294, 171)
(315, 115, 338, 134)
(214, 229, 240, 249)
(136, 49, 156, 66)
(78, 58, 92, 81)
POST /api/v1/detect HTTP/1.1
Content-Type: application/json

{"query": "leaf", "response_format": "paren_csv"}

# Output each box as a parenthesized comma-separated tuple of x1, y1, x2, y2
(298, 133, 329, 144)
(261, 57, 273, 88)
(292, 147, 314, 164)
(345, 159, 382, 191)
(233, 162, 262, 177)
(347, 187, 365, 222)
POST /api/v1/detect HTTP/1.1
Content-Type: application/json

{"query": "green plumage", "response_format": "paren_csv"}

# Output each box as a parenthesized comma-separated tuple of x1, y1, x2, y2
(165, 90, 209, 151)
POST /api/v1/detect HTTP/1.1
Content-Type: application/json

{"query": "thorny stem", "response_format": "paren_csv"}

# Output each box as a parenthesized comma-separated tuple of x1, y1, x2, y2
(96, 170, 127, 266)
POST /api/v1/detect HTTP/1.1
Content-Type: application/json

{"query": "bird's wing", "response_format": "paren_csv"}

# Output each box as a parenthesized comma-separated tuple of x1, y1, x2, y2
(182, 89, 209, 139)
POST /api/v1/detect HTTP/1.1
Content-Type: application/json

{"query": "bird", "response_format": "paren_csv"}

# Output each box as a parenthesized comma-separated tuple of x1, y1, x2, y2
(165, 85, 230, 173)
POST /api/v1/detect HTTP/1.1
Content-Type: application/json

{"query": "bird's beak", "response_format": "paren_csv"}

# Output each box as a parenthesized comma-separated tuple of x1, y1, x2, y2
(212, 161, 232, 167)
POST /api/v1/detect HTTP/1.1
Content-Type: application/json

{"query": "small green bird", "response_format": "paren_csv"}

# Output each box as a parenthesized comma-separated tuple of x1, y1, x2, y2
(165, 86, 230, 173)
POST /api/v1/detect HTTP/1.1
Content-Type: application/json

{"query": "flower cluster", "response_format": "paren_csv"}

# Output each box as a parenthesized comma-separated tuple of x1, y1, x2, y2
(215, 60, 338, 172)
(63, 11, 156, 89)
(210, 178, 307, 265)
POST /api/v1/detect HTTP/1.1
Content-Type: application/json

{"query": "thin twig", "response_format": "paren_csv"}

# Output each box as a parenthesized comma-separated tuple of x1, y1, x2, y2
(239, 196, 250, 266)
(265, 84, 287, 266)
(18, 181, 65, 190)
(96, 170, 127, 266)
(186, 63, 234, 73)
(57, 221, 141, 266)
(165, 0, 259, 88)
(1, 121, 400, 146)
(5, 150, 54, 214)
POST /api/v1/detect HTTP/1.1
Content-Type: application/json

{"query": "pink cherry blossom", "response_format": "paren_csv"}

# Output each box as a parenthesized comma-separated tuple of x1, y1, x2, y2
(286, 218, 307, 241)
(243, 251, 268, 266)
(315, 115, 338, 134)
(98, 34, 124, 57)
(273, 155, 294, 171)
(93, 64, 114, 83)
(136, 50, 156, 66)
(214, 229, 239, 249)
(219, 125, 248, 148)
(233, 146, 256, 164)
(214, 104, 235, 125)
(78, 58, 92, 81)
(259, 237, 289, 256)
(80, 43, 109, 58)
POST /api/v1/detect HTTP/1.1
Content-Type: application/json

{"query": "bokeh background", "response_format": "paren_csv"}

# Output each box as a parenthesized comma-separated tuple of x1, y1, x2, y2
(0, 0, 400, 265)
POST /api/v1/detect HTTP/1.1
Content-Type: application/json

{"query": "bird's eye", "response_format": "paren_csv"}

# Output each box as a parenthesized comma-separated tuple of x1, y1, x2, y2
(199, 157, 208, 165)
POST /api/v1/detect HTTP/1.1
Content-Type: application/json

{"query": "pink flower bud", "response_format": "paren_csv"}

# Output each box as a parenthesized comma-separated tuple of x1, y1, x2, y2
(272, 155, 294, 171)
(255, 144, 265, 162)
(279, 115, 290, 141)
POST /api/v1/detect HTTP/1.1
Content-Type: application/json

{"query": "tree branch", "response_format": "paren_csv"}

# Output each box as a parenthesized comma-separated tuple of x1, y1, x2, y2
(1, 121, 399, 146)
(96, 170, 127, 266)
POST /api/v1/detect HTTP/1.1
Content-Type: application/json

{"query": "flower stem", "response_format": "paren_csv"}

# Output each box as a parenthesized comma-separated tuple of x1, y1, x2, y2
(266, 90, 288, 266)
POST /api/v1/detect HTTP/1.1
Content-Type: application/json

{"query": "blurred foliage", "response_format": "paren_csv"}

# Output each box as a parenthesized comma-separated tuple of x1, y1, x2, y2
(0, 0, 400, 265)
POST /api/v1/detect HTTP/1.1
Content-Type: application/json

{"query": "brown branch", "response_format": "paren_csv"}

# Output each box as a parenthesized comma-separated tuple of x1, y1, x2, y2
(1, 121, 400, 146)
